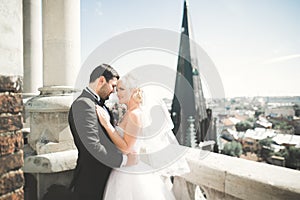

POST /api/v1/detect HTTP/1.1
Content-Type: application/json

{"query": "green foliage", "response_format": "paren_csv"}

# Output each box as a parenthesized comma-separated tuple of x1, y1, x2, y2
(259, 138, 300, 169)
(259, 137, 273, 147)
(254, 110, 264, 118)
(274, 150, 287, 158)
(295, 109, 300, 117)
(284, 146, 300, 169)
(235, 121, 253, 132)
(272, 120, 293, 130)
(258, 137, 274, 160)
(246, 117, 256, 123)
(235, 106, 241, 110)
(270, 119, 294, 130)
(221, 141, 243, 157)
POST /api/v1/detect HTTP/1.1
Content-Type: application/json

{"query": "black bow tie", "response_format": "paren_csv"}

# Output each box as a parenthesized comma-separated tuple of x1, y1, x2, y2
(86, 87, 105, 106)
(96, 99, 105, 107)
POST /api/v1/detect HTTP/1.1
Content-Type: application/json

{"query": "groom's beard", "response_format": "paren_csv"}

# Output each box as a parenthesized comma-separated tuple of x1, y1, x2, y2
(99, 87, 111, 100)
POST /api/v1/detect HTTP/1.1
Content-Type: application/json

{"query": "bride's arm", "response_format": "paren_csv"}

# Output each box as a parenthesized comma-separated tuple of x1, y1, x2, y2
(96, 106, 140, 154)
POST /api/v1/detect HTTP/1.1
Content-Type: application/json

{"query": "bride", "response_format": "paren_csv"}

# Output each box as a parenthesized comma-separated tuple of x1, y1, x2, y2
(96, 74, 188, 200)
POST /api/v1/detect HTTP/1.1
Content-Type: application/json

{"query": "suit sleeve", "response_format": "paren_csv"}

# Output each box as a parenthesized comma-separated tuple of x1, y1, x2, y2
(71, 98, 123, 168)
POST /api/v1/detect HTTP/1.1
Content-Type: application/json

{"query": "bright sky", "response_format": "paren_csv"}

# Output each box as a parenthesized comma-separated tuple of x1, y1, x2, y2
(81, 0, 300, 98)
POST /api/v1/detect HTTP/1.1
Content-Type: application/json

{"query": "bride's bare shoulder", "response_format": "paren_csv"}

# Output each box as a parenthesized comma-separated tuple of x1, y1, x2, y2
(127, 109, 142, 126)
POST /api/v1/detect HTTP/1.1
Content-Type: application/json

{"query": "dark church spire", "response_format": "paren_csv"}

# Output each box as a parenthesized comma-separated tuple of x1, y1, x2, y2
(171, 0, 208, 146)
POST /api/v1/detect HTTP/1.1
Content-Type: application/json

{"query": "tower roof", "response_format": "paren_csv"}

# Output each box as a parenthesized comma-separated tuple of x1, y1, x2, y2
(171, 0, 208, 145)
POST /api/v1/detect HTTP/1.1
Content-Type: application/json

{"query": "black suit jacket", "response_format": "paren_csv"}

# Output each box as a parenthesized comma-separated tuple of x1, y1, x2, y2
(68, 90, 123, 200)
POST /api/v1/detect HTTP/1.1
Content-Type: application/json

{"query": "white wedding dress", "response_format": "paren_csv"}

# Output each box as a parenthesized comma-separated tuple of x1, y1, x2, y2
(103, 126, 176, 200)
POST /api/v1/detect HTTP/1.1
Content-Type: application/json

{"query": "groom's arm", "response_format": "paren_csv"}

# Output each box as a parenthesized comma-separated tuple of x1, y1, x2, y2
(71, 98, 123, 168)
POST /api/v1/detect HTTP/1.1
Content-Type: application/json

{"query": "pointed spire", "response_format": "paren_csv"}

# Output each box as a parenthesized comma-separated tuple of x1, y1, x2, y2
(181, 0, 189, 35)
(171, 0, 208, 145)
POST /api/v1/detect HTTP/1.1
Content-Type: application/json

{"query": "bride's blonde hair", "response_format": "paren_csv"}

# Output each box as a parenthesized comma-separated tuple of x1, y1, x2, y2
(120, 74, 143, 103)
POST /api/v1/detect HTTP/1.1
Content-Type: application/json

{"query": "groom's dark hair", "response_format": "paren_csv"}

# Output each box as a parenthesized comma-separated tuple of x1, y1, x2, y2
(89, 63, 120, 83)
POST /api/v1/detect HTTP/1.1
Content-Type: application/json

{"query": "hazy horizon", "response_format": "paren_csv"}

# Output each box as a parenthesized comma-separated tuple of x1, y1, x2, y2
(81, 0, 300, 98)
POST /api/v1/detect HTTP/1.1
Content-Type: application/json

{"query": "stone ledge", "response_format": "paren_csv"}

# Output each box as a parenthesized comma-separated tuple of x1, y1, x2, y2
(38, 86, 78, 96)
(36, 141, 76, 155)
(180, 148, 300, 200)
(25, 94, 74, 112)
(24, 86, 79, 112)
(23, 150, 78, 173)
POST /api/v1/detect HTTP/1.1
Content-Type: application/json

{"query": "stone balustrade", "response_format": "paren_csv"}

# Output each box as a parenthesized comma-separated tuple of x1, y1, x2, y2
(172, 148, 300, 200)
(21, 145, 300, 199)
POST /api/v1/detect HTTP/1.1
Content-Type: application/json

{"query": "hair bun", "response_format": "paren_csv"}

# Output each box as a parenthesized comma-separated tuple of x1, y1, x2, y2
(132, 88, 143, 103)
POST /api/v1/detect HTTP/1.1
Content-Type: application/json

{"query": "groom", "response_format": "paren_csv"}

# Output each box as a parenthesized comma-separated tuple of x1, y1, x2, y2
(68, 64, 136, 200)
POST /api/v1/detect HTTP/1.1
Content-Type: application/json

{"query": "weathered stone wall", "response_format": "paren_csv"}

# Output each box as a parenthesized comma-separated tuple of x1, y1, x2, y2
(0, 76, 24, 200)
(173, 149, 300, 200)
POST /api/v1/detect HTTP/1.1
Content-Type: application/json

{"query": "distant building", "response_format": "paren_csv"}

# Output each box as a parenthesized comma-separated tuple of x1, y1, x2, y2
(265, 106, 295, 118)
(255, 116, 272, 129)
(222, 118, 238, 130)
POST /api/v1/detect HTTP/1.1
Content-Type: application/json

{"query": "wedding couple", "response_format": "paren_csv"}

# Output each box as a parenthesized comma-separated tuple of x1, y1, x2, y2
(68, 64, 188, 200)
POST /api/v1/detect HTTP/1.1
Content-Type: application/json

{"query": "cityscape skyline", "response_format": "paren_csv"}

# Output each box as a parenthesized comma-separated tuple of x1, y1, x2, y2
(81, 0, 300, 98)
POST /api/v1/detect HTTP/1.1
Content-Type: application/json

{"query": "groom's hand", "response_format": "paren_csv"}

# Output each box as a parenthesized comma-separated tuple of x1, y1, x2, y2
(126, 152, 138, 166)
(96, 105, 110, 128)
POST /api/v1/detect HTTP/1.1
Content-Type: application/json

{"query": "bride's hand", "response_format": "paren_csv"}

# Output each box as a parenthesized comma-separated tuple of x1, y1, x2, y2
(126, 152, 138, 166)
(96, 105, 110, 128)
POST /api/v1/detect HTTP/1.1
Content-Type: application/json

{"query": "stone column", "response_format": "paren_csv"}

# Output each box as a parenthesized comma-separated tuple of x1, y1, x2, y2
(0, 0, 24, 199)
(24, 1, 80, 199)
(26, 0, 80, 154)
(23, 0, 43, 95)
(42, 0, 80, 87)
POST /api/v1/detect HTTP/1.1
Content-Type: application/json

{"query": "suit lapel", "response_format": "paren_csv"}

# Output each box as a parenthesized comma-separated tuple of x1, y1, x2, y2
(81, 90, 115, 142)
